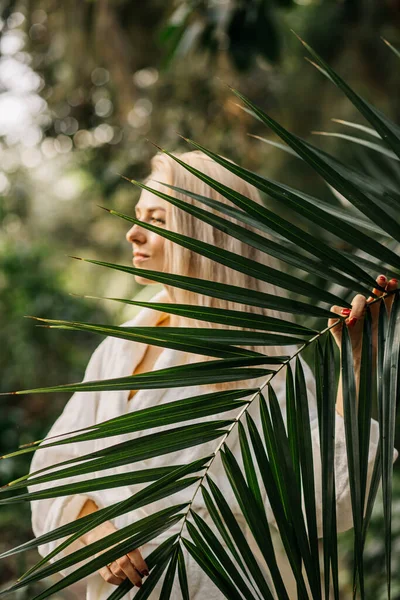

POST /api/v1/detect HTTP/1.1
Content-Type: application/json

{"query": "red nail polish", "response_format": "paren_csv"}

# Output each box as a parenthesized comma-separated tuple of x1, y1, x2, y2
(341, 308, 351, 315)
(390, 278, 398, 284)
(348, 317, 357, 328)
(378, 275, 386, 282)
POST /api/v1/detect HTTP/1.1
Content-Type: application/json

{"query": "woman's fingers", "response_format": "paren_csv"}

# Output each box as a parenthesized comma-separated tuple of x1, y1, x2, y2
(367, 274, 387, 302)
(126, 548, 149, 577)
(110, 555, 143, 587)
(329, 275, 397, 351)
(99, 565, 125, 586)
(328, 305, 345, 328)
(109, 549, 149, 587)
(347, 294, 367, 328)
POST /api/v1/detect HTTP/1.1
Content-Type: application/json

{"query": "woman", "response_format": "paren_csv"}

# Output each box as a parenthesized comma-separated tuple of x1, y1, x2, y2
(29, 150, 397, 599)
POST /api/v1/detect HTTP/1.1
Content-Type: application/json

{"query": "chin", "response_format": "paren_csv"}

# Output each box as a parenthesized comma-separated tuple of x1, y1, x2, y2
(134, 274, 157, 285)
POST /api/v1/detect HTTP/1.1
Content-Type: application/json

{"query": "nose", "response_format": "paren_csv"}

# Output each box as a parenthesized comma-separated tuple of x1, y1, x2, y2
(126, 222, 146, 244)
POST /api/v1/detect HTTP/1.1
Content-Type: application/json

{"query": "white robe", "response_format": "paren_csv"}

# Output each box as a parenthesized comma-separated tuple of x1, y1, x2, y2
(29, 289, 395, 599)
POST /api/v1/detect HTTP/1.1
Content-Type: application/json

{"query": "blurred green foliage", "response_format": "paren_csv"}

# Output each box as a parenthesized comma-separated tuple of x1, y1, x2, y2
(0, 242, 108, 597)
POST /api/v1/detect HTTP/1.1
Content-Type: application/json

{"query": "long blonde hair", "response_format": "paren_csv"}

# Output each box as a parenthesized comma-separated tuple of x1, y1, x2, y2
(145, 150, 288, 387)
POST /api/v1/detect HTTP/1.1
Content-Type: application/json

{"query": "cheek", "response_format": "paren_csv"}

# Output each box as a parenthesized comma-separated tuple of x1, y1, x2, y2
(151, 233, 165, 255)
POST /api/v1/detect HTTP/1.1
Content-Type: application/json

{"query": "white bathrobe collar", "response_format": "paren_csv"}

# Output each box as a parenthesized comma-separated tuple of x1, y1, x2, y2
(97, 288, 188, 420)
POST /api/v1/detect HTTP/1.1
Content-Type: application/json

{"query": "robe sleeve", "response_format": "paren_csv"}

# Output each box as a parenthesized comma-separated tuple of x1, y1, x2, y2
(262, 357, 398, 537)
(28, 336, 110, 575)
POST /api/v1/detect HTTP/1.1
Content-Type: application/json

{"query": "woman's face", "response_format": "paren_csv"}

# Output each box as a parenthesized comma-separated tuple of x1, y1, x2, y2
(125, 172, 169, 286)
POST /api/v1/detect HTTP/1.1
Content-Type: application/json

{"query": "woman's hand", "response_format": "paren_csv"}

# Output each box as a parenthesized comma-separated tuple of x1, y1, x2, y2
(328, 274, 397, 417)
(84, 520, 149, 588)
(329, 274, 398, 362)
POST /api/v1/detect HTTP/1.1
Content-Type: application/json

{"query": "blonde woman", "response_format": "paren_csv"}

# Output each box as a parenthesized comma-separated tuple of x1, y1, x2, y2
(29, 151, 397, 599)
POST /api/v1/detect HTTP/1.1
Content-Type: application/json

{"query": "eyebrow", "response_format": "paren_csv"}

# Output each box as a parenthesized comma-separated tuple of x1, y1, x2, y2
(135, 206, 166, 215)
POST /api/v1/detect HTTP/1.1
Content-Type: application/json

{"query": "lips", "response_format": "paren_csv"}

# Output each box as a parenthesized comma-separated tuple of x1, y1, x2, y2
(133, 253, 150, 263)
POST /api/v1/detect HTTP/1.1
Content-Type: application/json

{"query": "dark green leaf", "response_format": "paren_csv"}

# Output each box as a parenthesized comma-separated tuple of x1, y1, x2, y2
(0, 466, 190, 504)
(4, 356, 275, 396)
(34, 317, 307, 348)
(182, 535, 244, 600)
(294, 358, 321, 597)
(341, 325, 364, 595)
(312, 130, 399, 160)
(0, 458, 209, 562)
(230, 87, 400, 244)
(200, 485, 251, 584)
(238, 421, 264, 511)
(285, 364, 300, 489)
(159, 544, 179, 599)
(65, 256, 340, 318)
(358, 310, 373, 512)
(177, 545, 190, 600)
(245, 411, 309, 598)
(79, 294, 318, 336)
(220, 445, 289, 600)
(297, 35, 400, 160)
(11, 388, 255, 457)
(106, 536, 178, 600)
(189, 510, 259, 600)
(206, 474, 278, 599)
(107, 207, 346, 305)
(4, 508, 184, 597)
(381, 291, 400, 597)
(18, 423, 227, 488)
(127, 179, 370, 295)
(153, 146, 375, 289)
(315, 335, 339, 598)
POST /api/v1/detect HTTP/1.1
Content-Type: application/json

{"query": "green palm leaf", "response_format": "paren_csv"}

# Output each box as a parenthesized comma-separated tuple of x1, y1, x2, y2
(30, 317, 308, 348)
(0, 458, 209, 562)
(382, 291, 400, 596)
(105, 207, 347, 305)
(312, 130, 399, 160)
(314, 336, 339, 599)
(158, 543, 179, 599)
(106, 536, 178, 600)
(2, 388, 256, 462)
(180, 127, 400, 261)
(177, 545, 190, 600)
(295, 33, 400, 159)
(229, 87, 400, 243)
(341, 325, 364, 597)
(67, 256, 341, 317)
(1, 357, 276, 396)
(2, 508, 185, 598)
(188, 509, 262, 600)
(152, 146, 382, 285)
(79, 295, 318, 335)
(124, 180, 371, 295)
(182, 533, 246, 600)
(253, 133, 400, 226)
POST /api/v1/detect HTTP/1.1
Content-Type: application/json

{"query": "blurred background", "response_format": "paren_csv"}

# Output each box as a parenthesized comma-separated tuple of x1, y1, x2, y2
(0, 0, 399, 597)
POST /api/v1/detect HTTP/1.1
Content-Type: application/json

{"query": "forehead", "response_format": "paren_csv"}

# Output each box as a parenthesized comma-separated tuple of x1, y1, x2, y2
(135, 176, 170, 212)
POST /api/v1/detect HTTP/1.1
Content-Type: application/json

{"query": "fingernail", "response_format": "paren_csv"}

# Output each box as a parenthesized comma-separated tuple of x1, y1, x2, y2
(341, 308, 351, 315)
(142, 570, 149, 577)
(348, 317, 357, 328)
(378, 275, 386, 282)
(136, 581, 142, 588)
(390, 278, 398, 284)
